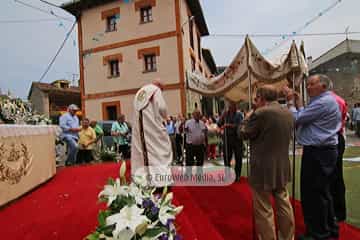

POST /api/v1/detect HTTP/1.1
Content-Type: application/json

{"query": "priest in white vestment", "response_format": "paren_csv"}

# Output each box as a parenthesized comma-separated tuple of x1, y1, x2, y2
(131, 80, 173, 187)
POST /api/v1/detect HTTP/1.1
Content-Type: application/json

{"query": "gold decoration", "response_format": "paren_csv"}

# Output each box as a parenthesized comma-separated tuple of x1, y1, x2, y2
(136, 90, 147, 103)
(0, 143, 32, 185)
(8, 143, 21, 162)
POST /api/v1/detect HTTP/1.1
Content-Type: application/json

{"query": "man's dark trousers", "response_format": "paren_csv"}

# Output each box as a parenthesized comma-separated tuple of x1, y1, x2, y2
(301, 146, 339, 239)
(330, 133, 346, 222)
(223, 136, 242, 180)
(175, 133, 183, 163)
(185, 144, 205, 177)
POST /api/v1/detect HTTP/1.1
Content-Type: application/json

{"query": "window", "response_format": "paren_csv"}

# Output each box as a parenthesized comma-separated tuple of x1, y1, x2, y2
(140, 7, 152, 23)
(102, 101, 121, 120)
(106, 106, 117, 120)
(106, 15, 117, 32)
(189, 16, 194, 49)
(109, 60, 120, 77)
(103, 53, 122, 78)
(138, 46, 159, 72)
(101, 7, 120, 32)
(144, 54, 157, 72)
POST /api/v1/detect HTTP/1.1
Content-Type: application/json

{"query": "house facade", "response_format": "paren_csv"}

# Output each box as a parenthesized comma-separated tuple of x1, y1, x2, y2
(28, 80, 81, 122)
(309, 39, 360, 107)
(63, 0, 213, 121)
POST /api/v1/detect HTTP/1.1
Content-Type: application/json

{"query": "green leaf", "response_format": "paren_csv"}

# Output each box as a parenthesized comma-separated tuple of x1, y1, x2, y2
(107, 178, 115, 185)
(98, 210, 111, 227)
(96, 224, 115, 237)
(103, 224, 115, 237)
(86, 231, 100, 240)
(143, 227, 168, 238)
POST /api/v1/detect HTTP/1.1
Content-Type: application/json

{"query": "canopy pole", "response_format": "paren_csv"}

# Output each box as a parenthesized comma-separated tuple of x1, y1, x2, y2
(291, 72, 296, 215)
(302, 77, 307, 106)
(247, 69, 252, 177)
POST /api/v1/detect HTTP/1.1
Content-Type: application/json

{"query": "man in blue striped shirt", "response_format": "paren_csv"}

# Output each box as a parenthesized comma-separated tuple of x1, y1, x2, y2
(59, 104, 81, 166)
(287, 74, 341, 240)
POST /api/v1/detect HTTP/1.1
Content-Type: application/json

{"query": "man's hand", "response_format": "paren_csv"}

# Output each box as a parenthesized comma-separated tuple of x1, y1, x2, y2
(282, 86, 303, 109)
(282, 86, 294, 101)
(70, 127, 81, 132)
(245, 110, 254, 120)
(294, 92, 303, 108)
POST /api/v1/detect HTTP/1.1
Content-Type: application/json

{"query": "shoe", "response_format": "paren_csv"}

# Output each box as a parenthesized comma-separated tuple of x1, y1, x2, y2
(65, 162, 72, 166)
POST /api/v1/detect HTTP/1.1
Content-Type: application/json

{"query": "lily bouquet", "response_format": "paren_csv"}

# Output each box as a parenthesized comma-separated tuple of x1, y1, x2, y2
(87, 162, 183, 240)
(0, 98, 51, 125)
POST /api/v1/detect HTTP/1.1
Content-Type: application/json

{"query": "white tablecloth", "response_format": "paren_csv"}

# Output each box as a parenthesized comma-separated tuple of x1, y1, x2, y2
(0, 125, 58, 206)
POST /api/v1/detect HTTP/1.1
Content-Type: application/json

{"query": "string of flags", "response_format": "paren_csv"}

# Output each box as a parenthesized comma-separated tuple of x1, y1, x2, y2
(91, 14, 120, 42)
(90, 0, 132, 43)
(58, 21, 77, 47)
(86, 0, 133, 58)
(84, 2, 131, 60)
(262, 0, 342, 55)
(48, 0, 132, 53)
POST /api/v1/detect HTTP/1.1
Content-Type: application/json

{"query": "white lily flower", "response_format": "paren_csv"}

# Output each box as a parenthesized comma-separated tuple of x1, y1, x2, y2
(159, 204, 175, 225)
(132, 174, 148, 188)
(106, 205, 150, 239)
(162, 192, 173, 206)
(128, 183, 144, 205)
(173, 206, 184, 215)
(98, 178, 129, 206)
(113, 228, 134, 240)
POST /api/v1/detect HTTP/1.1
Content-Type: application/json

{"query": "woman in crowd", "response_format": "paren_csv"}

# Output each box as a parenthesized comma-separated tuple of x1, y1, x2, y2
(206, 117, 220, 160)
(77, 118, 97, 164)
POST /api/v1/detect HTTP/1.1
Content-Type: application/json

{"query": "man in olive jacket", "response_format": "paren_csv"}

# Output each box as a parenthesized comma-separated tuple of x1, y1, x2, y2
(240, 85, 295, 240)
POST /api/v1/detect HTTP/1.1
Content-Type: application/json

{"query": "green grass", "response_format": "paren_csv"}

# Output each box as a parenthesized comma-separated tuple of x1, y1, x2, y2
(238, 156, 360, 228)
(343, 146, 360, 158)
(343, 161, 360, 227)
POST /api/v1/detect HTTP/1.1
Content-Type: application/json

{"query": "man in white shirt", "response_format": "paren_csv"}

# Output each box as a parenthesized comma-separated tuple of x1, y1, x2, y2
(352, 103, 360, 136)
(184, 110, 207, 177)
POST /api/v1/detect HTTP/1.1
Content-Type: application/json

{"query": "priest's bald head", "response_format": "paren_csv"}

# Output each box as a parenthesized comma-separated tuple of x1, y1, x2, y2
(152, 78, 164, 91)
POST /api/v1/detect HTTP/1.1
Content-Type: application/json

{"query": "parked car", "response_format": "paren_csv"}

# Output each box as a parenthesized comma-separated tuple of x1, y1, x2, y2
(97, 120, 116, 149)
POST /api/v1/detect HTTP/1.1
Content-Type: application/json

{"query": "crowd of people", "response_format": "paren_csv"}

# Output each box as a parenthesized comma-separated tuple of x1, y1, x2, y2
(59, 74, 348, 240)
(59, 105, 131, 166)
(130, 75, 348, 240)
(351, 103, 360, 137)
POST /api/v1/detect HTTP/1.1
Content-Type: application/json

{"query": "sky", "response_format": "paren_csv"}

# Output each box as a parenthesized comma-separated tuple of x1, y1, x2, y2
(1, 0, 359, 99)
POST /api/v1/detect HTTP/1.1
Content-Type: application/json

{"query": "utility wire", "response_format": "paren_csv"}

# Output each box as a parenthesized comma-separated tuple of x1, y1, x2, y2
(39, 0, 60, 8)
(38, 20, 77, 83)
(208, 31, 360, 38)
(264, 0, 342, 54)
(14, 0, 73, 22)
(0, 18, 59, 24)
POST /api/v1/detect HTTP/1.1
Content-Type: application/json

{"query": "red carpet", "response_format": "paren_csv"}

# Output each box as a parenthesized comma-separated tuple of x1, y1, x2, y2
(0, 162, 359, 240)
